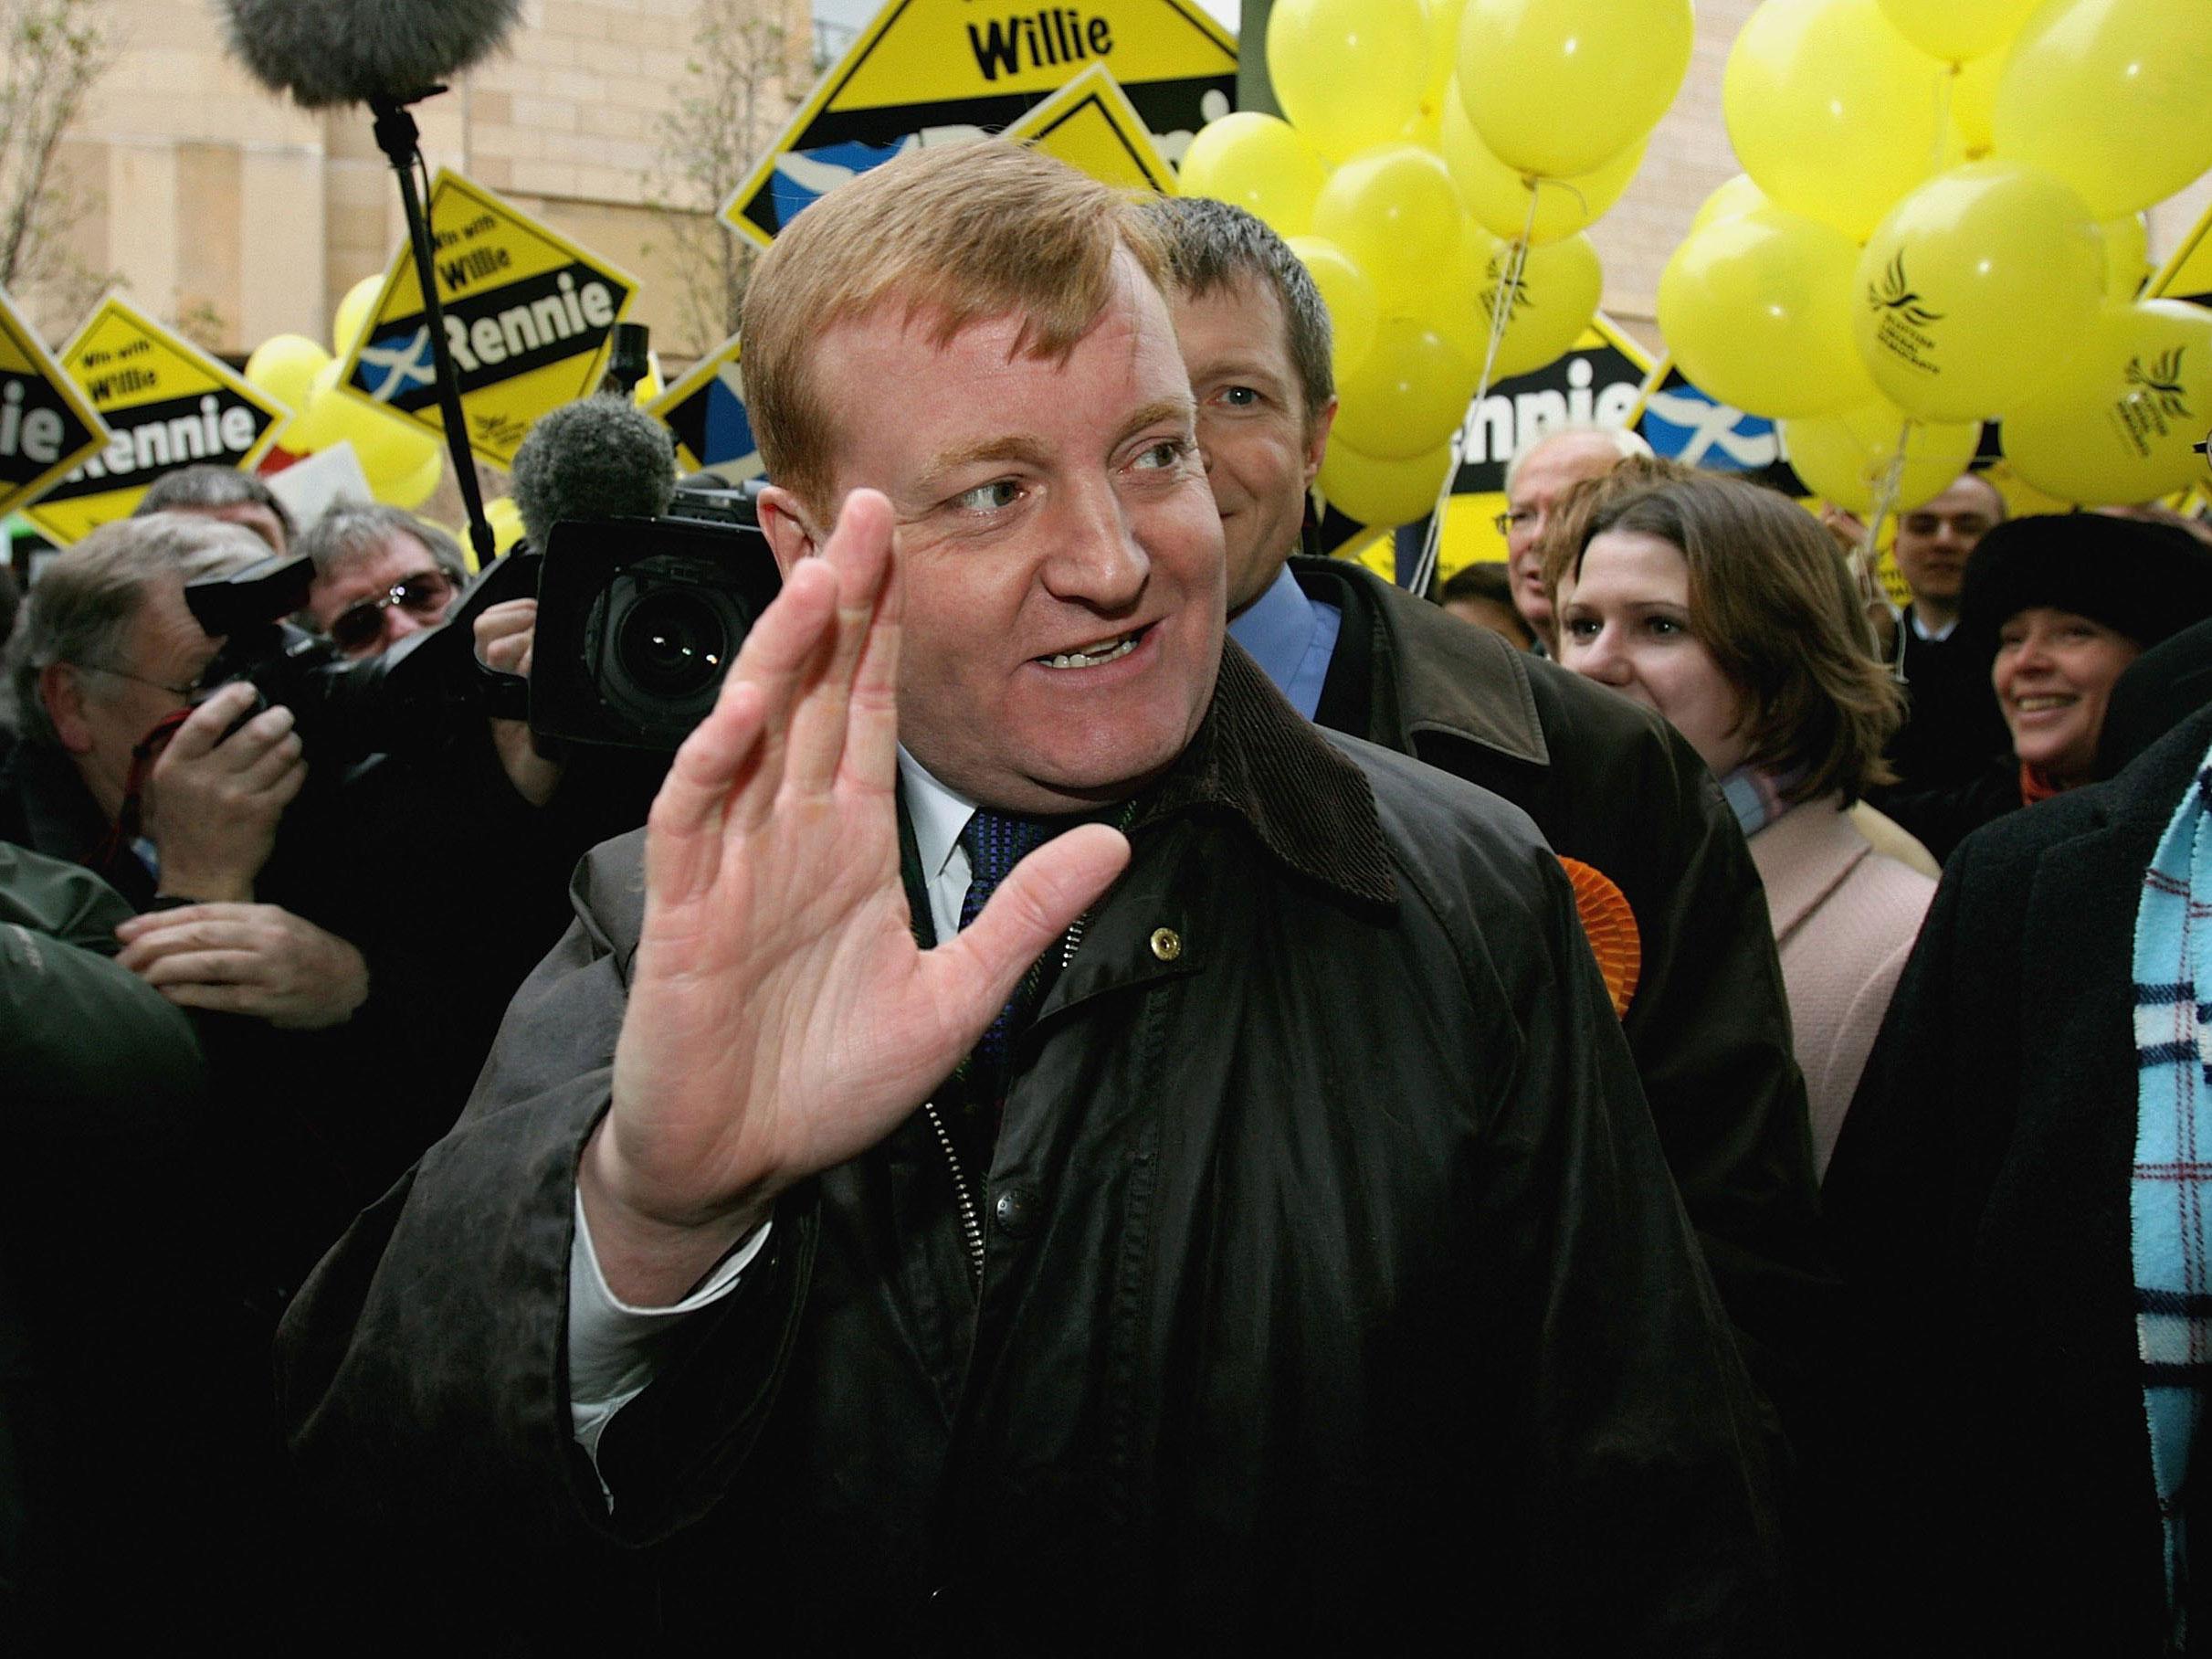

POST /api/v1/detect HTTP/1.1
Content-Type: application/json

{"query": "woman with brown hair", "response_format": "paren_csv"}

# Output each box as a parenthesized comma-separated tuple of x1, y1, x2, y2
(1555, 472, 1934, 1172)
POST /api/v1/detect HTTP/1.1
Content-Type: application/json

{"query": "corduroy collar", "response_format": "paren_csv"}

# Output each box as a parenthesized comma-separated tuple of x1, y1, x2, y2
(1131, 639, 1396, 911)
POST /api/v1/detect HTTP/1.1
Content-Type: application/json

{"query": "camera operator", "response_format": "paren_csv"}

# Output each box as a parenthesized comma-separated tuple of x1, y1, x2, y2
(297, 499, 560, 806)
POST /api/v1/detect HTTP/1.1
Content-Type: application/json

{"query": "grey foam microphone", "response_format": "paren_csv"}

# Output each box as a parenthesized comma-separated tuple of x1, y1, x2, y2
(511, 395, 679, 549)
(219, 0, 525, 109)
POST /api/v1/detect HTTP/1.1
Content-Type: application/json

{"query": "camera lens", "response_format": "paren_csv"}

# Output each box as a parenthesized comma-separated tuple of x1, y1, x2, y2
(615, 589, 728, 699)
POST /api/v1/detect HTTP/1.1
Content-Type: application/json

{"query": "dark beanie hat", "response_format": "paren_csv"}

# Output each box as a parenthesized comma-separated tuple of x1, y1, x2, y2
(1956, 513, 2212, 655)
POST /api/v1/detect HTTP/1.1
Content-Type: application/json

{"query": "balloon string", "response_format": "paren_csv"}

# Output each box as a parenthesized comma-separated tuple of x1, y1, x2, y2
(1408, 185, 1542, 597)
(1860, 418, 1912, 680)
(1933, 62, 1957, 168)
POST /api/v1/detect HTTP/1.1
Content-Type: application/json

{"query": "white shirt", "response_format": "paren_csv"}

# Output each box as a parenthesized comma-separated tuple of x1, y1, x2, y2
(565, 750, 981, 1490)
(1908, 607, 1957, 644)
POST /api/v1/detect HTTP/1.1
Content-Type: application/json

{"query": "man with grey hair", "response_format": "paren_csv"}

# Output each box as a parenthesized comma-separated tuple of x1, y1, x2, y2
(0, 512, 367, 1026)
(1143, 194, 1825, 1431)
(1502, 424, 1653, 650)
(134, 462, 297, 555)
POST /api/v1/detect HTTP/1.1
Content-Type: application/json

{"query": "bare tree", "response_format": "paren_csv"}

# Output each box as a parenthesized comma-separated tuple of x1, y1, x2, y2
(0, 0, 115, 332)
(646, 0, 805, 354)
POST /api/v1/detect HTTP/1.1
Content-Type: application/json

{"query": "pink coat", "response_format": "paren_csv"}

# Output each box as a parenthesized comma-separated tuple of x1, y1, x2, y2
(1746, 796, 1937, 1177)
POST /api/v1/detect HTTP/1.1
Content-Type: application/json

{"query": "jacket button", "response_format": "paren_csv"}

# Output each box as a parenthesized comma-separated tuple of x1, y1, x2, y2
(993, 1184, 1044, 1239)
(1149, 926, 1182, 961)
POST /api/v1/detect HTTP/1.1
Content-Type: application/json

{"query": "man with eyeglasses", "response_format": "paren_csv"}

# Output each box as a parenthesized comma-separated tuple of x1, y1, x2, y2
(296, 502, 468, 660)
(0, 514, 345, 961)
(1500, 426, 1653, 653)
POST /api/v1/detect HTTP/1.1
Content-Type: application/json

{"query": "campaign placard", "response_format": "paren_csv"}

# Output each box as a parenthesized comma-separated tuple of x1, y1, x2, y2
(723, 0, 1232, 247)
(334, 171, 638, 467)
(24, 295, 286, 544)
(1003, 64, 1177, 194)
(1422, 317, 1652, 583)
(648, 333, 761, 482)
(0, 288, 107, 520)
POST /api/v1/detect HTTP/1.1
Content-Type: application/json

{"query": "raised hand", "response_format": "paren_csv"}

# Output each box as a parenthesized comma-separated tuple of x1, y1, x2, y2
(580, 490, 1130, 1305)
(114, 901, 370, 1029)
(144, 682, 308, 902)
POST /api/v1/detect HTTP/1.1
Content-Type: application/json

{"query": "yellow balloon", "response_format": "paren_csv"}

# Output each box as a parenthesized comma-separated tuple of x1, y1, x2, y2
(2102, 216, 2150, 303)
(1286, 235, 1383, 380)
(1318, 437, 1455, 527)
(1874, 0, 2039, 62)
(1310, 145, 1463, 320)
(1947, 51, 2002, 155)
(1993, 0, 2212, 218)
(1658, 204, 1876, 418)
(483, 496, 526, 558)
(1332, 319, 1481, 460)
(281, 360, 353, 453)
(1780, 396, 1982, 514)
(332, 274, 384, 357)
(1853, 161, 2105, 423)
(1178, 112, 1330, 238)
(1267, 0, 1432, 164)
(1689, 174, 1770, 236)
(1723, 0, 1948, 242)
(244, 333, 330, 416)
(1397, 98, 1444, 152)
(1420, 0, 1468, 105)
(1999, 300, 2212, 505)
(351, 402, 441, 491)
(380, 449, 444, 511)
(1440, 83, 1645, 246)
(1458, 0, 1693, 179)
(1431, 223, 1602, 380)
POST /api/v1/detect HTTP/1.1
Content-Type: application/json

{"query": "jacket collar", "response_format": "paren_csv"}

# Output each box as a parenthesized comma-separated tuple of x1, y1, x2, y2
(1288, 556, 1550, 769)
(1132, 639, 1396, 911)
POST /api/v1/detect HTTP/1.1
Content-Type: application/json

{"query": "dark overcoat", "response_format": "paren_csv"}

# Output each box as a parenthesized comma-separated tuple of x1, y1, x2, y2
(1825, 701, 2212, 1655)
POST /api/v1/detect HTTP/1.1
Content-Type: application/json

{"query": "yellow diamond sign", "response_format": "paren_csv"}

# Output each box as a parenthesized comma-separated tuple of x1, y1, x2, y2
(25, 294, 286, 544)
(0, 287, 107, 520)
(334, 171, 638, 467)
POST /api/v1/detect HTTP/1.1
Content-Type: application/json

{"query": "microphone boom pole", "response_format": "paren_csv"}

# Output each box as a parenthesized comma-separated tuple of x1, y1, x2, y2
(369, 89, 497, 568)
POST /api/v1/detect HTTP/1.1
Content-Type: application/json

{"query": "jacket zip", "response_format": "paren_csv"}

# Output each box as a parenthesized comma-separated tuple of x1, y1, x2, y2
(925, 912, 1091, 1290)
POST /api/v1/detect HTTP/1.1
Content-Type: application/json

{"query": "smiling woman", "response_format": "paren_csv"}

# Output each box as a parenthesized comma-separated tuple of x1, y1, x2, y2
(1555, 472, 1933, 1170)
(1875, 514, 2212, 863)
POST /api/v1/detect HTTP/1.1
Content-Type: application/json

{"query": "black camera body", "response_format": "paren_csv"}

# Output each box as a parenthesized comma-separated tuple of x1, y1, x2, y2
(184, 551, 533, 763)
(529, 492, 781, 751)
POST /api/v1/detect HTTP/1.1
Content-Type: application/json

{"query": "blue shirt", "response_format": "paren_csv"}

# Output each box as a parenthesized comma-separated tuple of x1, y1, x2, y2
(1227, 565, 1343, 722)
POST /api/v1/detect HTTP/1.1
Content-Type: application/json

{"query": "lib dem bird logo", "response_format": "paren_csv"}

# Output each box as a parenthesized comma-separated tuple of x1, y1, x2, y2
(2126, 348, 2192, 422)
(1869, 253, 1944, 328)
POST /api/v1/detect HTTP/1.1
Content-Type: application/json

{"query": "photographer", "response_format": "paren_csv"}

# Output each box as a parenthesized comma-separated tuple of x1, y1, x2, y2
(0, 514, 366, 1030)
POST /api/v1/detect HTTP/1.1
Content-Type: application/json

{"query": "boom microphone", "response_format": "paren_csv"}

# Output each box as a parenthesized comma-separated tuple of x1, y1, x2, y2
(511, 396, 679, 549)
(219, 0, 524, 109)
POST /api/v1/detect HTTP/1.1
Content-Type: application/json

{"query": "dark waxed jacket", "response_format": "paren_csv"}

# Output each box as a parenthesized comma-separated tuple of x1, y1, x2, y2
(278, 647, 1791, 1654)
(1288, 557, 1828, 1406)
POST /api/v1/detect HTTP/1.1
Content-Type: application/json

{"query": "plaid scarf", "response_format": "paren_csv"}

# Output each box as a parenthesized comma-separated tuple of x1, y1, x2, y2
(1718, 766, 1801, 840)
(2133, 741, 2212, 1650)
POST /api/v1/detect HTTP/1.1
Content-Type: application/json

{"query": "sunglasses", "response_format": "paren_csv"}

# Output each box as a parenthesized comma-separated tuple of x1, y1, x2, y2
(328, 570, 454, 653)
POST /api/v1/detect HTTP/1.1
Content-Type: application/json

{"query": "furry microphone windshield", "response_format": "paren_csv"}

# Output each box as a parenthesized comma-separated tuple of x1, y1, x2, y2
(220, 0, 526, 109)
(511, 395, 680, 548)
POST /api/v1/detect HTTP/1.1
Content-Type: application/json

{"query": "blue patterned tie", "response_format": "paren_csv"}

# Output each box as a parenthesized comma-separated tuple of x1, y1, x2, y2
(957, 808, 1056, 1103)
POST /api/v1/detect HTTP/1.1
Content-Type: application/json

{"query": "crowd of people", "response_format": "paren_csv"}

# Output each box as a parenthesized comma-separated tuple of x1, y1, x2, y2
(5, 140, 2212, 1651)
